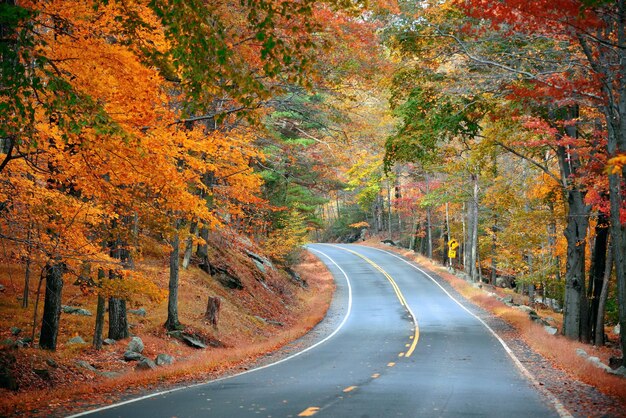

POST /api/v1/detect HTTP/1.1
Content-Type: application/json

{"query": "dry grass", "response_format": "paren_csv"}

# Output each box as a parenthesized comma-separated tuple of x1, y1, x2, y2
(360, 240, 626, 403)
(0, 246, 334, 417)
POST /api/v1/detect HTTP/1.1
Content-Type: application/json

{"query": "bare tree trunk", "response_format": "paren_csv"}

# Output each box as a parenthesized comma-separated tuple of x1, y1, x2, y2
(596, 239, 613, 346)
(182, 221, 198, 269)
(469, 174, 480, 282)
(587, 213, 609, 343)
(39, 263, 64, 350)
(22, 229, 32, 308)
(108, 237, 130, 340)
(93, 269, 106, 350)
(165, 227, 182, 331)
(205, 296, 221, 328)
(562, 189, 591, 339)
(386, 179, 393, 239)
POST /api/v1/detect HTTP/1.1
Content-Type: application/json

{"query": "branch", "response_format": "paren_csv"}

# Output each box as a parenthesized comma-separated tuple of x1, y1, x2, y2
(493, 140, 562, 186)
(169, 106, 248, 126)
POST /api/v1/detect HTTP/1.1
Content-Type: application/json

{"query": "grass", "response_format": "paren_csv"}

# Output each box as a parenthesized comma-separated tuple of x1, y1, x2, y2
(360, 240, 626, 403)
(0, 246, 334, 417)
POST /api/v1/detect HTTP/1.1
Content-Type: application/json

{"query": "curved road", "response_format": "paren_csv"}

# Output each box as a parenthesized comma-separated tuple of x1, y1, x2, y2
(72, 244, 563, 418)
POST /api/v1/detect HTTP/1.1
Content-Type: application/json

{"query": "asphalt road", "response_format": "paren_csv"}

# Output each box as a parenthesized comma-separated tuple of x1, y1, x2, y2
(72, 244, 562, 418)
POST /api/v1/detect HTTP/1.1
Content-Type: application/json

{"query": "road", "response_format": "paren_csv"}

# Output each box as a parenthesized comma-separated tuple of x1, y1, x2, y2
(72, 244, 563, 418)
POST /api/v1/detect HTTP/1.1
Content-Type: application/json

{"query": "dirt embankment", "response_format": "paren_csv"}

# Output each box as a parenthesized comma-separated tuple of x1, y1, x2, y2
(0, 244, 334, 417)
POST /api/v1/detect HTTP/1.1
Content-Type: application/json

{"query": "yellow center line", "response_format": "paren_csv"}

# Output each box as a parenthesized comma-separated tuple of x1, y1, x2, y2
(343, 386, 357, 393)
(298, 407, 320, 416)
(334, 246, 420, 357)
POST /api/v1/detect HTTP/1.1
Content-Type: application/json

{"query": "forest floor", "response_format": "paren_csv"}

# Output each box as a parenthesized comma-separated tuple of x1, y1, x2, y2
(360, 239, 626, 416)
(0, 241, 335, 417)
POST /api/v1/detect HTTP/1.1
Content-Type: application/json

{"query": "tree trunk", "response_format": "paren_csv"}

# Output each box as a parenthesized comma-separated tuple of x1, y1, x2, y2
(562, 189, 591, 339)
(587, 213, 609, 343)
(596, 239, 613, 346)
(164, 229, 182, 331)
(205, 296, 221, 328)
(107, 237, 130, 340)
(182, 221, 198, 269)
(469, 174, 480, 282)
(426, 206, 433, 259)
(108, 297, 128, 340)
(93, 293, 106, 350)
(39, 263, 64, 350)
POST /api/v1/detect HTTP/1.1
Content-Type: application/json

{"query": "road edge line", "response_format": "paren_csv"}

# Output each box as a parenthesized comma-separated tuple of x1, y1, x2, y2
(365, 246, 573, 418)
(67, 247, 352, 418)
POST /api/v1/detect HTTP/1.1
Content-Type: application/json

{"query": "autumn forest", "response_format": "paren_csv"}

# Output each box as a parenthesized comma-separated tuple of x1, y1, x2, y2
(1, 0, 626, 413)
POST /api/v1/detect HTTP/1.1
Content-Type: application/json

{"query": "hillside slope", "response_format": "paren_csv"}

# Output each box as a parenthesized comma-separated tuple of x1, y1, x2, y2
(0, 237, 334, 417)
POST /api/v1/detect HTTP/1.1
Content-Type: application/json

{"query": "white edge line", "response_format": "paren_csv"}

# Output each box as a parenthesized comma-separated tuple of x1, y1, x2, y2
(362, 246, 572, 418)
(67, 247, 352, 418)
(326, 244, 420, 353)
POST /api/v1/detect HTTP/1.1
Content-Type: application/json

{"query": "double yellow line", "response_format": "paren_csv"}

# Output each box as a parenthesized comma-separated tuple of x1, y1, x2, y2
(333, 246, 419, 357)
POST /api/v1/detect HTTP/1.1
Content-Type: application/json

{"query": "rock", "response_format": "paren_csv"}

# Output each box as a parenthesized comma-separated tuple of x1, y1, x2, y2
(246, 251, 276, 273)
(46, 358, 58, 368)
(576, 348, 589, 359)
(129, 308, 147, 317)
(124, 351, 143, 361)
(103, 338, 116, 345)
(515, 305, 533, 313)
(33, 368, 51, 380)
(99, 371, 121, 378)
(68, 336, 86, 345)
(76, 360, 97, 372)
(544, 316, 556, 324)
(62, 305, 93, 316)
(614, 324, 621, 335)
(381, 239, 396, 246)
(609, 366, 626, 377)
(155, 354, 174, 366)
(286, 268, 307, 288)
(544, 326, 558, 335)
(486, 292, 497, 298)
(0, 368, 17, 391)
(0, 284, 5, 292)
(588, 356, 612, 372)
(609, 357, 623, 370)
(502, 295, 514, 304)
(127, 336, 144, 353)
(181, 334, 207, 349)
(135, 358, 157, 371)
(254, 315, 284, 327)
(1, 339, 17, 348)
(10, 327, 21, 336)
(215, 272, 243, 290)
(16, 338, 32, 348)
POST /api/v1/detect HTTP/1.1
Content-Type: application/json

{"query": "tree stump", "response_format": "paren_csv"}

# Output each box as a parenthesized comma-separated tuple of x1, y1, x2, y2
(205, 296, 220, 328)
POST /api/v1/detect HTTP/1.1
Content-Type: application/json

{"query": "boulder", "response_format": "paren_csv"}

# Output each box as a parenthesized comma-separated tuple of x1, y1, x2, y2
(68, 336, 86, 345)
(381, 239, 396, 246)
(123, 351, 143, 361)
(614, 324, 621, 335)
(135, 358, 157, 371)
(76, 360, 97, 372)
(588, 356, 612, 372)
(544, 326, 558, 335)
(10, 327, 21, 336)
(609, 357, 623, 370)
(286, 268, 307, 288)
(62, 305, 93, 316)
(33, 368, 51, 381)
(99, 371, 121, 379)
(609, 366, 626, 377)
(103, 338, 116, 345)
(129, 308, 147, 317)
(181, 334, 207, 349)
(515, 305, 533, 314)
(155, 354, 174, 366)
(46, 358, 58, 368)
(576, 348, 589, 359)
(127, 336, 144, 353)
